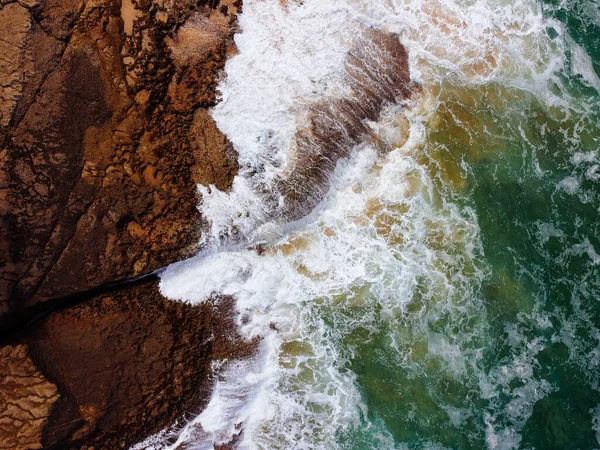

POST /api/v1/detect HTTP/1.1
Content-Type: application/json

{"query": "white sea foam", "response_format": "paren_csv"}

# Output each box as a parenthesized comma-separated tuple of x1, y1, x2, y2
(198, 0, 572, 247)
(135, 0, 600, 449)
(592, 403, 600, 447)
(572, 41, 600, 91)
(558, 176, 581, 194)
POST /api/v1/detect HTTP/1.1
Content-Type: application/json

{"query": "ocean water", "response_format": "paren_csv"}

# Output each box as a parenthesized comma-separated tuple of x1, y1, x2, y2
(135, 0, 600, 448)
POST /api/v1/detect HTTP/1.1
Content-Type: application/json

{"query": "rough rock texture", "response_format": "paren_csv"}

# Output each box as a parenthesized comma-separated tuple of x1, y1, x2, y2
(3, 280, 256, 450)
(0, 0, 248, 447)
(0, 0, 241, 316)
(0, 345, 60, 450)
(280, 29, 413, 220)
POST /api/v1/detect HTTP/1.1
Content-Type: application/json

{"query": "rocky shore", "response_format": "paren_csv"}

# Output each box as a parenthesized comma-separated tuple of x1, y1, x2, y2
(1, 284, 256, 449)
(0, 0, 248, 447)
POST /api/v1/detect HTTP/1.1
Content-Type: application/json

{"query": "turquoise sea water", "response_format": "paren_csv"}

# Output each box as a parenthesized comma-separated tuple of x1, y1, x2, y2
(341, 4, 600, 447)
(344, 81, 600, 448)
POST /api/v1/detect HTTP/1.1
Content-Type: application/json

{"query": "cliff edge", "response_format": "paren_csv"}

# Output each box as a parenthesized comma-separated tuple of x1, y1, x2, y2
(0, 0, 245, 447)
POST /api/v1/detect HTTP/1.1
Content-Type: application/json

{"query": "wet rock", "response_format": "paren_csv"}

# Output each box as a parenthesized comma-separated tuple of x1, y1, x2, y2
(0, 0, 241, 316)
(2, 280, 256, 449)
(279, 29, 415, 220)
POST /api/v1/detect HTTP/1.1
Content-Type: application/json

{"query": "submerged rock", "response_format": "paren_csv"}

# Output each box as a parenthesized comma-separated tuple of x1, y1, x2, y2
(280, 29, 415, 220)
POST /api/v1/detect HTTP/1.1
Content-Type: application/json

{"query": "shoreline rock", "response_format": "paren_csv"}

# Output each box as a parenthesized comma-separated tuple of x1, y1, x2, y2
(0, 0, 247, 447)
(0, 344, 60, 450)
(1, 0, 240, 315)
(4, 279, 257, 449)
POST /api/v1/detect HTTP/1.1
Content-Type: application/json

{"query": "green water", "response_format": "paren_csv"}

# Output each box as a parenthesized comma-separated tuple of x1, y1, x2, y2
(334, 6, 600, 449)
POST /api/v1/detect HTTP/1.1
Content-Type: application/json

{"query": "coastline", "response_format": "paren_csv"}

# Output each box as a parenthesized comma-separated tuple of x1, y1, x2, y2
(0, 0, 250, 448)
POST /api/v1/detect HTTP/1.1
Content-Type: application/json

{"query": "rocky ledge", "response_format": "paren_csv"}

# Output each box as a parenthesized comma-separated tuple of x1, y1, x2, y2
(1, 0, 240, 312)
(0, 0, 248, 447)
(1, 282, 256, 449)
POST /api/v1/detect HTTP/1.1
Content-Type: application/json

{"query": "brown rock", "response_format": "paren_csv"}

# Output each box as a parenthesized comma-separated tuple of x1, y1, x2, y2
(0, 344, 60, 450)
(280, 29, 414, 220)
(2, 280, 256, 449)
(0, 0, 249, 448)
(0, 2, 31, 128)
(191, 109, 238, 191)
(1, 0, 241, 316)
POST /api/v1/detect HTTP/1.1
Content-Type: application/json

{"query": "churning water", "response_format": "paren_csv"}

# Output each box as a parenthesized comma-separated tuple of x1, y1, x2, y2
(136, 0, 600, 448)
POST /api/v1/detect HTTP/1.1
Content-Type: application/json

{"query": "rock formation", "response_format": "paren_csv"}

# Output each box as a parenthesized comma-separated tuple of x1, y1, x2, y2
(280, 29, 414, 220)
(3, 281, 256, 449)
(0, 345, 60, 450)
(0, 0, 240, 316)
(0, 0, 247, 447)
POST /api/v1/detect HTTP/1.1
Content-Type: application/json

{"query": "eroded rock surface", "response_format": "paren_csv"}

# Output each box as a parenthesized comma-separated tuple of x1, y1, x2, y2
(3, 280, 256, 449)
(0, 0, 247, 447)
(0, 345, 60, 450)
(0, 0, 241, 316)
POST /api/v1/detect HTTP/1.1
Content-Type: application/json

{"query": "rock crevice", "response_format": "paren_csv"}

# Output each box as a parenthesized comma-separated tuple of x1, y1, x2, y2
(1, 0, 241, 314)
